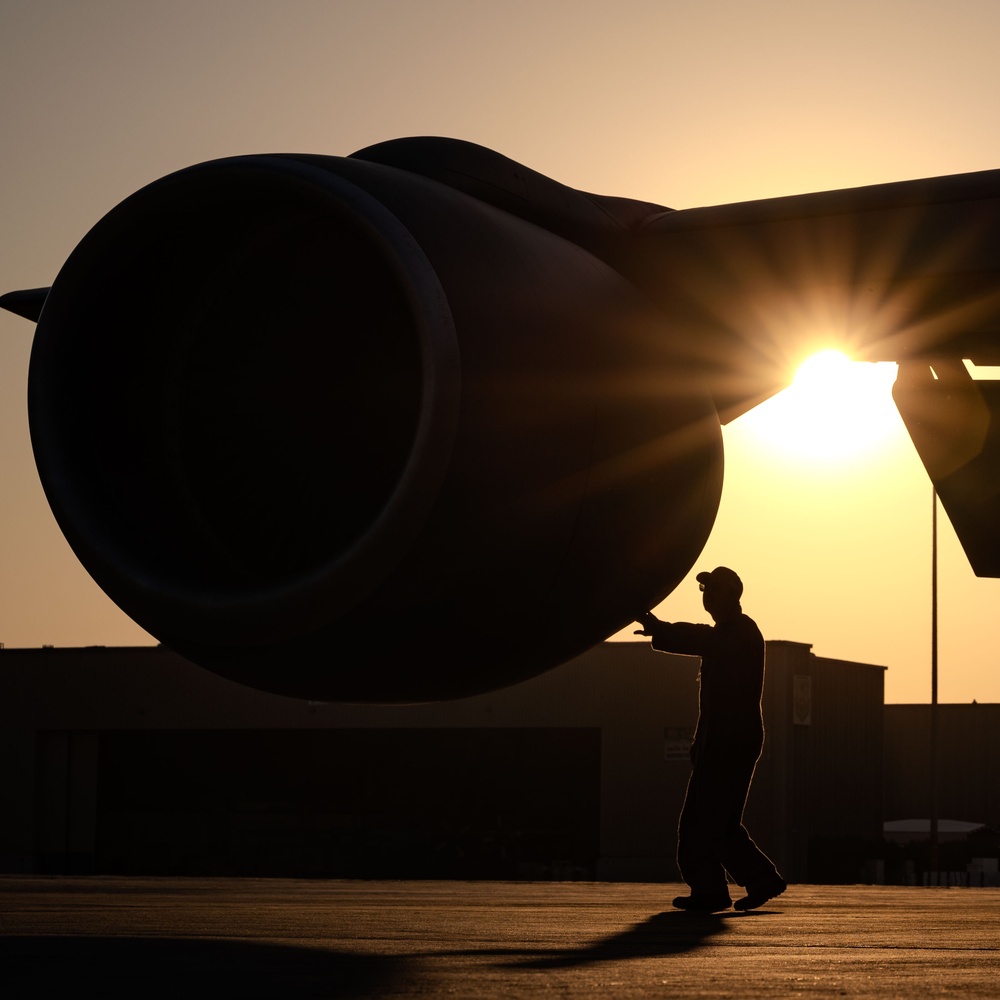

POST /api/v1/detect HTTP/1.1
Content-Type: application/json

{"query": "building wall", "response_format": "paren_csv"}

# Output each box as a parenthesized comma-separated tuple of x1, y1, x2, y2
(884, 703, 1000, 829)
(0, 640, 886, 882)
(748, 642, 886, 880)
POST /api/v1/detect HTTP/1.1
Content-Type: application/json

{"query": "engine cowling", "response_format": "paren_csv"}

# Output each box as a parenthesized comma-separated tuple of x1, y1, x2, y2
(24, 148, 723, 701)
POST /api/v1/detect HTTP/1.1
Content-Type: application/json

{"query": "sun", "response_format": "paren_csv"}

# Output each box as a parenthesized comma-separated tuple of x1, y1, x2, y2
(734, 349, 903, 464)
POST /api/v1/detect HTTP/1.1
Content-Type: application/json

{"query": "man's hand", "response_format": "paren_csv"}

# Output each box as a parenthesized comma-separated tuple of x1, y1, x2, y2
(634, 610, 659, 636)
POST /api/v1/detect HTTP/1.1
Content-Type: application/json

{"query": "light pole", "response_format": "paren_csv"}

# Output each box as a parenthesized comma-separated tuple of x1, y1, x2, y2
(930, 486, 940, 880)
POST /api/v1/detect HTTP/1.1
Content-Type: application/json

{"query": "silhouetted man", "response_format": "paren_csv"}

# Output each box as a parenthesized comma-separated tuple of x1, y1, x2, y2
(635, 566, 785, 912)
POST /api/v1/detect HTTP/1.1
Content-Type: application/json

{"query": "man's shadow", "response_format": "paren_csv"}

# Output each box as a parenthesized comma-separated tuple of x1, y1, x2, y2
(507, 908, 763, 970)
(0, 936, 403, 1000)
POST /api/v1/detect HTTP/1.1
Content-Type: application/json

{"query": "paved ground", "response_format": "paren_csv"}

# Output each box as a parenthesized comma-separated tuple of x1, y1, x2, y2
(1, 877, 998, 998)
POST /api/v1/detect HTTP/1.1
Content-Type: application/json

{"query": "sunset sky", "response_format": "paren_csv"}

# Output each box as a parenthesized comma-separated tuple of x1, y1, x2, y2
(4, 0, 1000, 703)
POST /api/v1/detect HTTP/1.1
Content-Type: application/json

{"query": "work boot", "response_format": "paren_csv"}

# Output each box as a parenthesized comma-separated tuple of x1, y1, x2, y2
(672, 891, 732, 912)
(733, 876, 787, 911)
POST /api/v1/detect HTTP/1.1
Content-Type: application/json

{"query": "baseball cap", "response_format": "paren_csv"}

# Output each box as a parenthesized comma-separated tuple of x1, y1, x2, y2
(696, 566, 743, 599)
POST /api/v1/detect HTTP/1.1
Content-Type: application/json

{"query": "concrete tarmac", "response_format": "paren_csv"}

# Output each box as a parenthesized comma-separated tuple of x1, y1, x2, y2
(2, 877, 998, 998)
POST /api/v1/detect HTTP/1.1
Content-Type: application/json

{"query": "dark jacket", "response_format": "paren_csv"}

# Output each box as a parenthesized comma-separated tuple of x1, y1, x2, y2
(648, 611, 765, 760)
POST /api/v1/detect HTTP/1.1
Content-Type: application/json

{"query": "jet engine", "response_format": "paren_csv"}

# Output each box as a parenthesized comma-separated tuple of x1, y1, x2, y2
(9, 141, 723, 700)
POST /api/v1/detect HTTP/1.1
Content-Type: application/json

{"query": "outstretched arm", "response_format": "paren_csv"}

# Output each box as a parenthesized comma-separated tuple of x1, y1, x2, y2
(636, 613, 714, 655)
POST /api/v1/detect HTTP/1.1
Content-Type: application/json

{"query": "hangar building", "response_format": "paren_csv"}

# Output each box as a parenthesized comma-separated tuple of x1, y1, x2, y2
(0, 639, 886, 882)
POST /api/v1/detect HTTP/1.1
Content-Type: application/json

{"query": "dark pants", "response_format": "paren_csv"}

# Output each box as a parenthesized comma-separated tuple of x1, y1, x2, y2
(677, 738, 780, 895)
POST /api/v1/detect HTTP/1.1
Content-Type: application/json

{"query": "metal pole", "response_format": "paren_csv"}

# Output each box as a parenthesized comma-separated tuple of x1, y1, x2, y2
(930, 485, 939, 880)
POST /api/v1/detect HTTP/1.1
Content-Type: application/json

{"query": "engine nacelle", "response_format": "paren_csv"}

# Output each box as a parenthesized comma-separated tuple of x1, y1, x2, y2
(22, 145, 723, 700)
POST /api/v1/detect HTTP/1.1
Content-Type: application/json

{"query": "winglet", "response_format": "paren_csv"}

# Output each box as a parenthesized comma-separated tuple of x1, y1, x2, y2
(1, 287, 51, 322)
